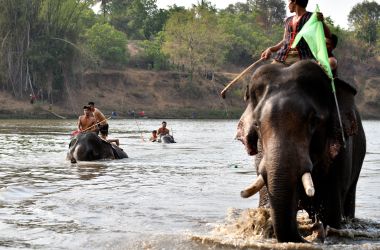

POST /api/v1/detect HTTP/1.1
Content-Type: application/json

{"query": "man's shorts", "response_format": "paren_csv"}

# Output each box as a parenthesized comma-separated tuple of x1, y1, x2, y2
(272, 50, 315, 67)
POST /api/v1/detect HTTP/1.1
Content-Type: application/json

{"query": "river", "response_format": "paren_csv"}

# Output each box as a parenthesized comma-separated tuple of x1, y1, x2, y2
(0, 119, 379, 249)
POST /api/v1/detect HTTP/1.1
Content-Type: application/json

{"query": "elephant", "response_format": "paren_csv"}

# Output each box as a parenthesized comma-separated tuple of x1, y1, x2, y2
(67, 132, 128, 163)
(159, 134, 176, 143)
(236, 60, 366, 243)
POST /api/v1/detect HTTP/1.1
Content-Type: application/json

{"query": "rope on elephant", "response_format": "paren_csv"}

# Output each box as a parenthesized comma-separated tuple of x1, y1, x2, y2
(132, 113, 145, 142)
(210, 72, 230, 118)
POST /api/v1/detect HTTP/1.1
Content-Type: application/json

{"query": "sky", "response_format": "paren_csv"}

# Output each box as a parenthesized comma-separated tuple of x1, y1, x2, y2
(155, 0, 374, 29)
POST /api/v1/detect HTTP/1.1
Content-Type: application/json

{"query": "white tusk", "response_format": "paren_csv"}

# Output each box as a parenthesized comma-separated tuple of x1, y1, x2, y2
(241, 174, 265, 198)
(302, 172, 315, 197)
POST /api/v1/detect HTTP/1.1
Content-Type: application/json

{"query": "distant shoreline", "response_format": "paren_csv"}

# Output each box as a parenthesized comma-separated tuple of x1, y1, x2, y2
(0, 112, 379, 120)
(0, 109, 244, 120)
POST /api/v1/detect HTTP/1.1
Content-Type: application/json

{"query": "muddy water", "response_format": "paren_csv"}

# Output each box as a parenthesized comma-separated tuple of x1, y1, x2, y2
(0, 119, 379, 249)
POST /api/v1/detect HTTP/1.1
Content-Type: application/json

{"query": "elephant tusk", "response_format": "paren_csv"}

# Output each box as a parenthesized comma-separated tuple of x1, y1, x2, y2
(241, 174, 265, 198)
(302, 172, 315, 197)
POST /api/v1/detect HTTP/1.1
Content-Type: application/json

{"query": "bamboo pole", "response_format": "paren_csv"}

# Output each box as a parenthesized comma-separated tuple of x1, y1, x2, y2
(220, 58, 264, 99)
(81, 116, 111, 133)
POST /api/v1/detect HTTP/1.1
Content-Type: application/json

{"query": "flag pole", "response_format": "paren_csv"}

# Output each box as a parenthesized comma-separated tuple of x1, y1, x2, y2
(331, 80, 346, 148)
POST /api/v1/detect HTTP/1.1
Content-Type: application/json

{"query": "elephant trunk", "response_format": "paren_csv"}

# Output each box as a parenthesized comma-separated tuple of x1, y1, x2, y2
(267, 172, 305, 242)
(264, 141, 309, 243)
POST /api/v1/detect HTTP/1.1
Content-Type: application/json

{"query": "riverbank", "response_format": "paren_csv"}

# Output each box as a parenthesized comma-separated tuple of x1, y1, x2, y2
(0, 68, 247, 119)
(1, 57, 380, 119)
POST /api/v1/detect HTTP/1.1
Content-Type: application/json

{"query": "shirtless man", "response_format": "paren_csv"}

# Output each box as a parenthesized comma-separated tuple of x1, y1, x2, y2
(88, 101, 108, 139)
(78, 106, 97, 132)
(157, 121, 170, 137)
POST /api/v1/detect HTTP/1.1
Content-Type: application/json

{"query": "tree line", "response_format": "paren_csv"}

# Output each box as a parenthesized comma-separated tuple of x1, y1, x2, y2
(0, 0, 379, 103)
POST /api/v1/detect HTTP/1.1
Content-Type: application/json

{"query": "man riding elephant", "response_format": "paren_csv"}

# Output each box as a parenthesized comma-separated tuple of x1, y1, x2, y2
(261, 0, 331, 66)
(157, 121, 175, 143)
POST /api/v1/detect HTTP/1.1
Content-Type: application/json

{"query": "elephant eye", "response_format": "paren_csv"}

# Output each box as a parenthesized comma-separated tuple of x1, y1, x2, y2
(253, 121, 260, 130)
(253, 120, 262, 138)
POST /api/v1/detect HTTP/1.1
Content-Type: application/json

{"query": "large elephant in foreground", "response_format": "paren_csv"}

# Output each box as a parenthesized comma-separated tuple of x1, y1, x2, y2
(236, 60, 366, 242)
(67, 132, 128, 163)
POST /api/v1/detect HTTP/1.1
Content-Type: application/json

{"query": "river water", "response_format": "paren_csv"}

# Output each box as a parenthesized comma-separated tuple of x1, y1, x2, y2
(0, 119, 379, 249)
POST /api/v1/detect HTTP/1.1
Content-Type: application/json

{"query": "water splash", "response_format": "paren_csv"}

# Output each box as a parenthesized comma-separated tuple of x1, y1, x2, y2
(191, 208, 380, 249)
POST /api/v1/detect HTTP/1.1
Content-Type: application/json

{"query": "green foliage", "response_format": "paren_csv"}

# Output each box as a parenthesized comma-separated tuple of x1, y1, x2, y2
(109, 0, 146, 39)
(143, 8, 170, 39)
(108, 0, 166, 39)
(348, 1, 380, 45)
(249, 0, 286, 28)
(85, 23, 129, 67)
(161, 0, 288, 74)
(79, 7, 98, 30)
(162, 6, 228, 76)
(139, 32, 169, 70)
(0, 0, 95, 99)
(218, 10, 282, 65)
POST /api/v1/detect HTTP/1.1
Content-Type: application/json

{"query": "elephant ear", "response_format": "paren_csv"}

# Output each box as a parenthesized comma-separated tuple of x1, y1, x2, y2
(111, 144, 127, 159)
(334, 78, 359, 137)
(327, 78, 359, 159)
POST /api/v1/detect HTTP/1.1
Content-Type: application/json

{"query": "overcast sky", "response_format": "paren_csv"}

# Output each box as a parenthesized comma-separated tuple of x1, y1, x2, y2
(156, 0, 372, 29)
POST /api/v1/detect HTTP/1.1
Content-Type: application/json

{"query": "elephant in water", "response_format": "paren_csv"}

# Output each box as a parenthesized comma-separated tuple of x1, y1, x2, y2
(67, 132, 128, 163)
(159, 134, 176, 143)
(236, 60, 366, 243)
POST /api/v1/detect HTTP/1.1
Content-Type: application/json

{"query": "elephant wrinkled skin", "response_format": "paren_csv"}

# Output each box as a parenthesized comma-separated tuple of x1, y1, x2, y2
(67, 132, 128, 163)
(236, 60, 366, 243)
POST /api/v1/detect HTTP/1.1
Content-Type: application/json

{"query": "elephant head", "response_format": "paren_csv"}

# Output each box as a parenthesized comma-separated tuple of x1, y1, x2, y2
(236, 60, 365, 242)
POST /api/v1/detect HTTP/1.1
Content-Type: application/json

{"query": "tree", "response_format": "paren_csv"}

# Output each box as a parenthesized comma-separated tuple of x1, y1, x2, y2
(218, 7, 283, 66)
(85, 23, 129, 67)
(139, 32, 169, 70)
(0, 0, 95, 101)
(163, 7, 227, 78)
(222, 3, 251, 14)
(109, 0, 160, 39)
(249, 0, 286, 29)
(143, 8, 170, 39)
(348, 0, 380, 45)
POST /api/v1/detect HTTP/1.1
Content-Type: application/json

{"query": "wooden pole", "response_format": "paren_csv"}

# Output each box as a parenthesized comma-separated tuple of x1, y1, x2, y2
(220, 58, 264, 99)
(81, 116, 111, 133)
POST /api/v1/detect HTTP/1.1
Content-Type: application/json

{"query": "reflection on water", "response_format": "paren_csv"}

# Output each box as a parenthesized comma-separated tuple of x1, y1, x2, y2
(75, 163, 108, 181)
(0, 119, 379, 249)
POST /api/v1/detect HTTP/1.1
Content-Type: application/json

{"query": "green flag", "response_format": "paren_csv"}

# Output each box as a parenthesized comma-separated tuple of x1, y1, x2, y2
(292, 5, 346, 146)
(291, 5, 333, 80)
